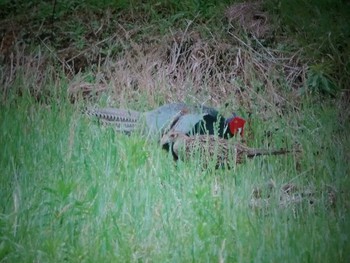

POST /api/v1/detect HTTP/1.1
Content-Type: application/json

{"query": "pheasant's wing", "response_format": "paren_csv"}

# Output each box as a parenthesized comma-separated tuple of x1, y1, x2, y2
(85, 107, 142, 133)
(144, 103, 189, 135)
(144, 103, 223, 136)
(171, 113, 207, 134)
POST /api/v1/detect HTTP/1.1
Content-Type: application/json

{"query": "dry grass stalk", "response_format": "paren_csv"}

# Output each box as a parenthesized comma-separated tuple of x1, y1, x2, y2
(225, 1, 270, 39)
(1, 7, 306, 114)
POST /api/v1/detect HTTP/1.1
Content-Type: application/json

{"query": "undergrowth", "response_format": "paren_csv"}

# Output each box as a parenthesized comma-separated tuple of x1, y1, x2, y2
(1, 88, 349, 262)
(1, 0, 350, 262)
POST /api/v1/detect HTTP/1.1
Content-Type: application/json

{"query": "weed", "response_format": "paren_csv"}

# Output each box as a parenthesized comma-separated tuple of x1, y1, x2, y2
(0, 0, 349, 262)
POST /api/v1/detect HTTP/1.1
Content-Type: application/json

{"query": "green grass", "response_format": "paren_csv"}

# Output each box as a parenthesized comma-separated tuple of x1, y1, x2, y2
(0, 93, 349, 262)
(1, 0, 350, 261)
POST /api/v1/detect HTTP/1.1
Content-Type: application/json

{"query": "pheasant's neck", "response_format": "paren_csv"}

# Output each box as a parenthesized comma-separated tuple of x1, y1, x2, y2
(173, 137, 188, 159)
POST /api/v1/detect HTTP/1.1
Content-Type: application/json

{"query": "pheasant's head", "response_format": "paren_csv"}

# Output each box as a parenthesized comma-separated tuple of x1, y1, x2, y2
(161, 131, 188, 160)
(226, 114, 246, 137)
(160, 131, 188, 147)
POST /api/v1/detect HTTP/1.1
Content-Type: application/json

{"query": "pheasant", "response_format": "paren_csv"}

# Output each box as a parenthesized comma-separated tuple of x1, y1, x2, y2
(85, 103, 246, 138)
(160, 131, 298, 168)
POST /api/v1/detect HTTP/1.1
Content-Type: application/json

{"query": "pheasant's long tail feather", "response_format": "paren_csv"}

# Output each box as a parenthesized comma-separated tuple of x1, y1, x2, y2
(85, 107, 142, 133)
(245, 147, 296, 158)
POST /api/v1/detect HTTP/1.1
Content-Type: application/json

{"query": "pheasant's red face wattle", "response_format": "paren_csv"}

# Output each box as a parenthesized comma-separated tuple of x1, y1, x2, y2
(228, 116, 246, 136)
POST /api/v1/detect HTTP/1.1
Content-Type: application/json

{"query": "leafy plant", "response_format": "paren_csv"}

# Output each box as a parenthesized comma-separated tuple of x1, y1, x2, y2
(306, 64, 338, 96)
(266, 0, 350, 93)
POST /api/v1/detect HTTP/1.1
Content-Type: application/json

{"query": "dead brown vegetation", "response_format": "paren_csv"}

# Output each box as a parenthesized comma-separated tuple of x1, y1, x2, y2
(225, 1, 271, 39)
(1, 2, 306, 116)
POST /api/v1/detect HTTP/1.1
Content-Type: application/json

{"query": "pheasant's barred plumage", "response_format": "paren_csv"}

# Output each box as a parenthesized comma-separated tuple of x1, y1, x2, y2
(161, 132, 298, 168)
(85, 108, 141, 134)
(85, 103, 246, 139)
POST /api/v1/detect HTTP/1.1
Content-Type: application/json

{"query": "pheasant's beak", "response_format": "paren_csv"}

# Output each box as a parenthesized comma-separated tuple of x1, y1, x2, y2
(228, 116, 246, 137)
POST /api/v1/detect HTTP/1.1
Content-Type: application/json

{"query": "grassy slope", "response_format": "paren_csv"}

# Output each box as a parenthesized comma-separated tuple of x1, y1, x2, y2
(1, 0, 350, 262)
(1, 94, 349, 262)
